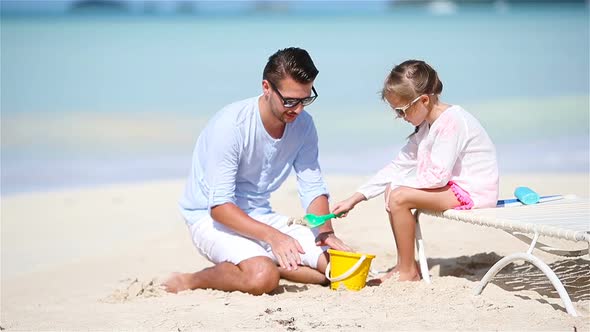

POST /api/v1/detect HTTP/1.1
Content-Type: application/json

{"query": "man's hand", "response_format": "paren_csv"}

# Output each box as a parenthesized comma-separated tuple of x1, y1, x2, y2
(266, 231, 305, 271)
(315, 232, 352, 252)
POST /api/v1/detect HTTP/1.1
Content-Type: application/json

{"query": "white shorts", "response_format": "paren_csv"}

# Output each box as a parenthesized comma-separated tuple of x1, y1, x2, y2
(189, 213, 327, 269)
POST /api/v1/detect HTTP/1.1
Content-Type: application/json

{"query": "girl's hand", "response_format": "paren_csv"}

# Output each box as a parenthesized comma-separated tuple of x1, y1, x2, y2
(331, 199, 355, 217)
(331, 193, 366, 217)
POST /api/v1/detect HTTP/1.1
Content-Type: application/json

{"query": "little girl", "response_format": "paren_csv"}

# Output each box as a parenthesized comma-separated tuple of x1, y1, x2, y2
(332, 60, 499, 282)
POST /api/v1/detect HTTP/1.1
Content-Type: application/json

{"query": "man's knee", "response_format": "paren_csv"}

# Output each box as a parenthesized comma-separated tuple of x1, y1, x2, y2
(240, 258, 280, 295)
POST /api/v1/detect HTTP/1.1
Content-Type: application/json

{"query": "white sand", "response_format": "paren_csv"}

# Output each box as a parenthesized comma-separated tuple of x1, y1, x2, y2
(1, 174, 589, 331)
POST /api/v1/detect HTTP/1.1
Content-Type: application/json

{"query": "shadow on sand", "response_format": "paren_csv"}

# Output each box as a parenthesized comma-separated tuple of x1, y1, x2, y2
(428, 252, 589, 302)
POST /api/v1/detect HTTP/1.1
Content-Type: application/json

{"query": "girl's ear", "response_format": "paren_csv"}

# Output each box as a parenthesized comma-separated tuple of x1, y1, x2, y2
(422, 94, 431, 107)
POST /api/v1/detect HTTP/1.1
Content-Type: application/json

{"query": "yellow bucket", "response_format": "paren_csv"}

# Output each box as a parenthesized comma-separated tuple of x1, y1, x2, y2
(325, 249, 376, 291)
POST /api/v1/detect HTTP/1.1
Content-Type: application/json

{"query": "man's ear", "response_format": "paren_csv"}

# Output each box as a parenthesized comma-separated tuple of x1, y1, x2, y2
(262, 80, 271, 97)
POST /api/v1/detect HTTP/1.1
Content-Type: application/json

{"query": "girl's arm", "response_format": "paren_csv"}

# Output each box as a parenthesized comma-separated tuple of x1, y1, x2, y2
(331, 192, 366, 216)
(356, 131, 420, 200)
(332, 130, 421, 216)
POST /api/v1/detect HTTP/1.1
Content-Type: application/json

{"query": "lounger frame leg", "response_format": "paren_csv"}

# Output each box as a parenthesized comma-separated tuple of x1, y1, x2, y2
(473, 252, 578, 316)
(415, 219, 431, 283)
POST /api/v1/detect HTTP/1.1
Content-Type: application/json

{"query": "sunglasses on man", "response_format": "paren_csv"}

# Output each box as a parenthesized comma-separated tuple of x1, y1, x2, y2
(268, 81, 318, 108)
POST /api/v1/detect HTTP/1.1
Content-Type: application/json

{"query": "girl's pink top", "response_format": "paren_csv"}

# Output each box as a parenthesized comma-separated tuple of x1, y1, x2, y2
(358, 105, 499, 209)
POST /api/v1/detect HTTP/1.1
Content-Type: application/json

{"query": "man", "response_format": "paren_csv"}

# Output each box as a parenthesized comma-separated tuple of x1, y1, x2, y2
(163, 47, 350, 295)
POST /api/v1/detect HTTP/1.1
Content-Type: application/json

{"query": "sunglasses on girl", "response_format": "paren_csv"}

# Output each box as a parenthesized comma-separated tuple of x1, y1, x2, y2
(392, 95, 423, 119)
(268, 81, 318, 108)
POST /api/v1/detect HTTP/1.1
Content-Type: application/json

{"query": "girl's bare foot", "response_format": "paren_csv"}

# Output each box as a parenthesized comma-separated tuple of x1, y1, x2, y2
(161, 272, 194, 293)
(366, 266, 400, 286)
(397, 269, 421, 282)
(367, 262, 421, 285)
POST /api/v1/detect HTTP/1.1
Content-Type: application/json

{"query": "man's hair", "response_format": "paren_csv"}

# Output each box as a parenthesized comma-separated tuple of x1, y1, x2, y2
(263, 47, 319, 87)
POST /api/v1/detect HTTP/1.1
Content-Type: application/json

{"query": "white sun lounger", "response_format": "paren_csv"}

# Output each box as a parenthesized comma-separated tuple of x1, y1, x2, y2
(414, 196, 590, 316)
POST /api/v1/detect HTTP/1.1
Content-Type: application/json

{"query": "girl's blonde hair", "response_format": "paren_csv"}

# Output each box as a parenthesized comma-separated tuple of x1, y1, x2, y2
(381, 59, 443, 101)
(382, 60, 443, 137)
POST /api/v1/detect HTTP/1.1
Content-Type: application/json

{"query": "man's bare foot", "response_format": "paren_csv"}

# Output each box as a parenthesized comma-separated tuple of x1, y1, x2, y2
(161, 272, 194, 293)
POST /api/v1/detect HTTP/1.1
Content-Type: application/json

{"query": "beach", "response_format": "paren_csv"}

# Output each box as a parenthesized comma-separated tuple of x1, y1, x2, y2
(2, 173, 588, 331)
(1, 2, 589, 330)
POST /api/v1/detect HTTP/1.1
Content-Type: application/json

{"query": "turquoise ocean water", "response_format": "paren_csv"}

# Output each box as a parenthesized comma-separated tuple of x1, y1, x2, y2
(1, 4, 589, 194)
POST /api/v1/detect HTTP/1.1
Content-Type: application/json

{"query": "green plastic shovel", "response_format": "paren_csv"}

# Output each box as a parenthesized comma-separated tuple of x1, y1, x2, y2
(303, 212, 345, 228)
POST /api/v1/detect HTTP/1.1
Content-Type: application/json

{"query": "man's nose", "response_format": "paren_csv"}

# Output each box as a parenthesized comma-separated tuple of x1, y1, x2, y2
(290, 103, 304, 113)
